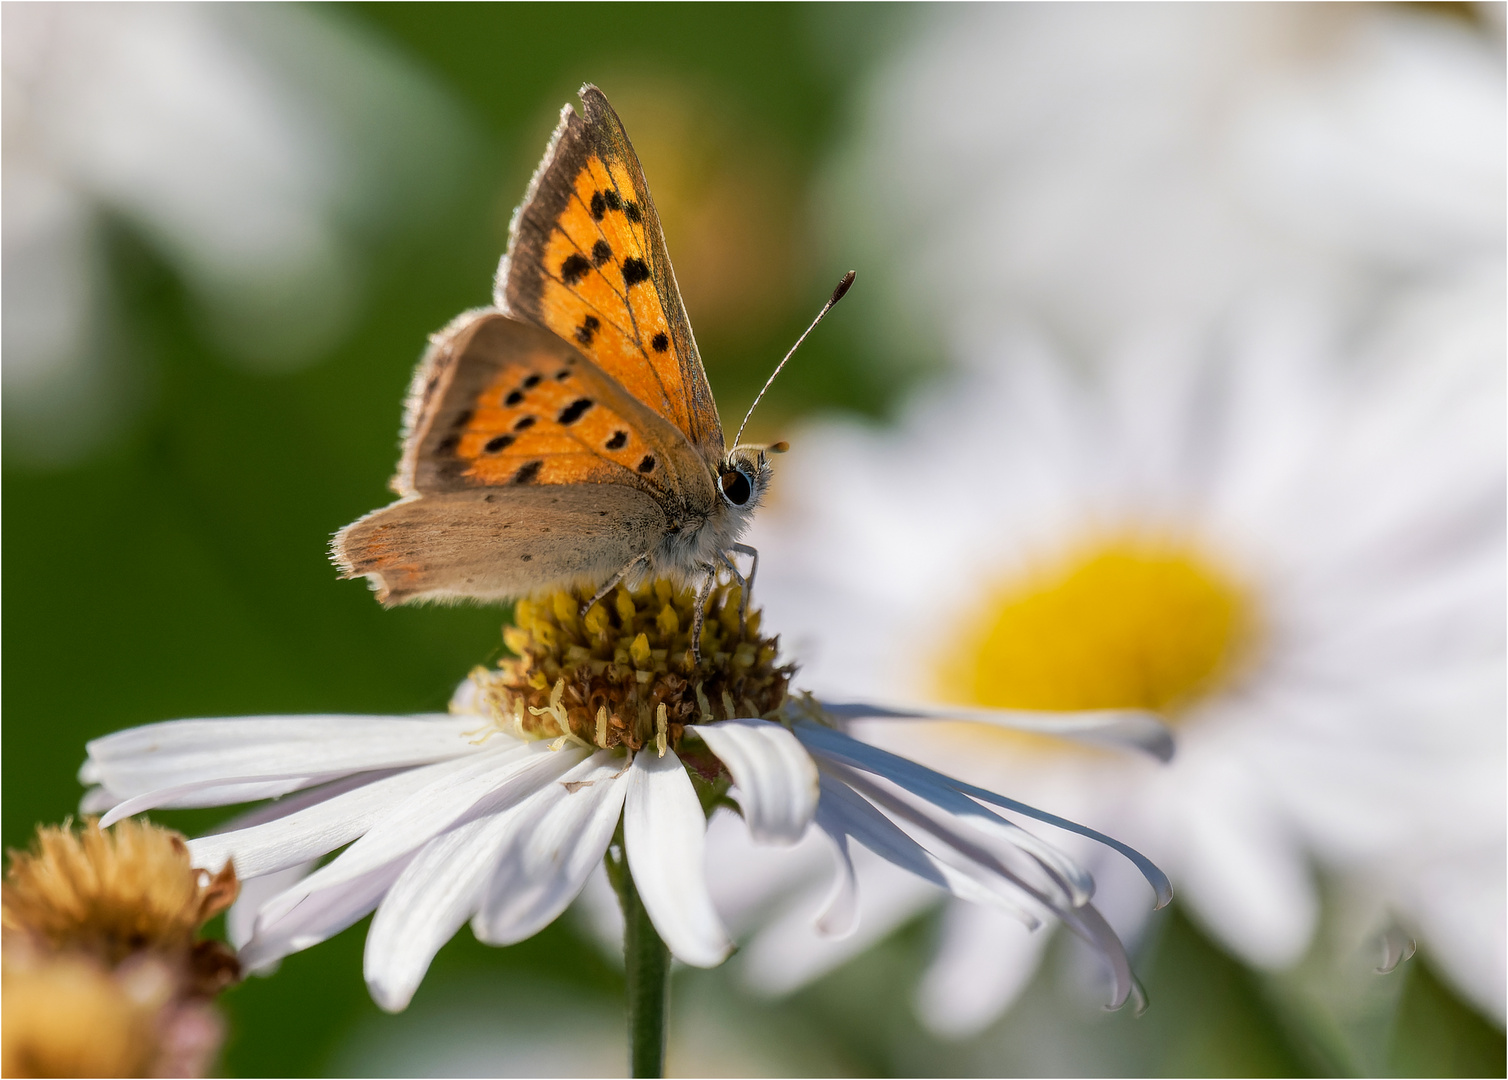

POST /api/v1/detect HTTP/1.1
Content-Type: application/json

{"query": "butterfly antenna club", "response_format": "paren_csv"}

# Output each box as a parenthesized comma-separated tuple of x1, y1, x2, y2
(733, 271, 856, 448)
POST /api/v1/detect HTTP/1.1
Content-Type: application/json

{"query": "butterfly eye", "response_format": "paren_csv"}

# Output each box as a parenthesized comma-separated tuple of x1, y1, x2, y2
(719, 469, 753, 507)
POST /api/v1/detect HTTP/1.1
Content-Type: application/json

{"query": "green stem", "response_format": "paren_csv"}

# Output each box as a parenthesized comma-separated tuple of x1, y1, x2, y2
(607, 832, 670, 1079)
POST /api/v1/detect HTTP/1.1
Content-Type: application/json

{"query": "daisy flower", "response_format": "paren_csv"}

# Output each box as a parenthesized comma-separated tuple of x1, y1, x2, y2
(740, 3, 1503, 1036)
(741, 289, 1504, 1032)
(79, 579, 1170, 1017)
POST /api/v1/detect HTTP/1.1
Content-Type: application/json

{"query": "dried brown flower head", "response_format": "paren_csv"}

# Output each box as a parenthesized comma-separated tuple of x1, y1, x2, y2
(2, 819, 239, 1078)
(3, 818, 236, 972)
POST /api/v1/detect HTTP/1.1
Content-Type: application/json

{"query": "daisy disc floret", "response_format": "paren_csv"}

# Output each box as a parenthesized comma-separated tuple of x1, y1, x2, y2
(476, 580, 791, 751)
(80, 578, 1169, 1016)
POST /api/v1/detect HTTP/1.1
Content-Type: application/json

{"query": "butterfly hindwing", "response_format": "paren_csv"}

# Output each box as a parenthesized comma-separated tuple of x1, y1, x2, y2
(333, 485, 672, 605)
(331, 311, 716, 605)
(497, 84, 724, 465)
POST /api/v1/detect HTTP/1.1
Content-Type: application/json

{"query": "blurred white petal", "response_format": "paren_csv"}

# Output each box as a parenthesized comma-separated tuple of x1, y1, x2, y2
(916, 902, 1051, 1038)
(2, 2, 470, 461)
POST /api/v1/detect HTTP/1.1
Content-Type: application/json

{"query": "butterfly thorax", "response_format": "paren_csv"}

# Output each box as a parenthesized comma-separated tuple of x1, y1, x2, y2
(643, 447, 771, 585)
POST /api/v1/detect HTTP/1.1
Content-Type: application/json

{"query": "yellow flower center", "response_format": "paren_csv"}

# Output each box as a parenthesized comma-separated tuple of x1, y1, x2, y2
(936, 536, 1255, 718)
(471, 579, 793, 752)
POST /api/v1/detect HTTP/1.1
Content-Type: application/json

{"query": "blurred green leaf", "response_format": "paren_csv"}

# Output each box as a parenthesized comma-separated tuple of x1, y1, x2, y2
(1388, 958, 1506, 1078)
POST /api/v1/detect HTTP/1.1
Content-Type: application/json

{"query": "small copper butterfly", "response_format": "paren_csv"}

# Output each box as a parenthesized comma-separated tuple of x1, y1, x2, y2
(334, 84, 851, 649)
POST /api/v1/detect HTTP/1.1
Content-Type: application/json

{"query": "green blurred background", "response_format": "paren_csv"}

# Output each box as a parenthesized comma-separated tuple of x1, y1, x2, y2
(4, 4, 1501, 1076)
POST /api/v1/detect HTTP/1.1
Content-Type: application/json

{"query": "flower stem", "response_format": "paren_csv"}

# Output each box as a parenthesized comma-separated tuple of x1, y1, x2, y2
(607, 832, 670, 1078)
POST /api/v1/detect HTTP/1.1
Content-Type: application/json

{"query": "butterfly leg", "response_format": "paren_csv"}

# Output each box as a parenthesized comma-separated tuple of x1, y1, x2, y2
(690, 564, 718, 665)
(581, 553, 650, 618)
(722, 543, 760, 633)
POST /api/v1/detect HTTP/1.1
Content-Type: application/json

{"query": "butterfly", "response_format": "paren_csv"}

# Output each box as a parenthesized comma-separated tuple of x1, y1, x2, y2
(333, 84, 850, 654)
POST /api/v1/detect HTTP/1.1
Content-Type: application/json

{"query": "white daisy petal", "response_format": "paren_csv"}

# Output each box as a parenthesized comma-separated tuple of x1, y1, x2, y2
(623, 747, 732, 968)
(252, 742, 570, 932)
(798, 723, 1097, 906)
(813, 773, 1039, 925)
(472, 751, 629, 946)
(1058, 901, 1140, 1012)
(228, 861, 315, 958)
(813, 819, 860, 938)
(796, 720, 1173, 907)
(239, 855, 414, 972)
(689, 720, 819, 844)
(79, 785, 116, 814)
(84, 714, 483, 797)
(827, 759, 1084, 913)
(188, 756, 513, 878)
(821, 701, 1175, 762)
(739, 839, 946, 995)
(363, 774, 581, 1017)
(99, 775, 336, 827)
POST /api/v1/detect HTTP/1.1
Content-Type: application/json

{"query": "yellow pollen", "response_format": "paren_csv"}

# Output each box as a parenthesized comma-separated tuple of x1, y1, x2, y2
(472, 579, 792, 752)
(937, 536, 1254, 717)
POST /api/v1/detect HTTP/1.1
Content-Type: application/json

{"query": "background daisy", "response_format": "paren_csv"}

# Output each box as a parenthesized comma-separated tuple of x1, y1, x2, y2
(735, 0, 1505, 1059)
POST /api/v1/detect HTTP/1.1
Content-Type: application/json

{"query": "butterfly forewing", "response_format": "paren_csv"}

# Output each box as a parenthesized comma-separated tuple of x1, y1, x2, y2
(498, 85, 724, 465)
(394, 312, 694, 500)
(332, 312, 715, 606)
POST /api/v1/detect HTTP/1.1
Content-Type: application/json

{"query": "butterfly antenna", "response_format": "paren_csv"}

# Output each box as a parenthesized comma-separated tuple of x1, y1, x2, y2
(733, 271, 856, 448)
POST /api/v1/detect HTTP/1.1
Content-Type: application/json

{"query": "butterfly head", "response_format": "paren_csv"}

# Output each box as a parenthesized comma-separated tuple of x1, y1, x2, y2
(718, 441, 788, 513)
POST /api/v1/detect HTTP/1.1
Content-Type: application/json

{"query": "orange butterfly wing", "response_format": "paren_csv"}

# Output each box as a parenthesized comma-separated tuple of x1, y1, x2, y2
(393, 311, 701, 503)
(332, 311, 713, 604)
(497, 84, 724, 466)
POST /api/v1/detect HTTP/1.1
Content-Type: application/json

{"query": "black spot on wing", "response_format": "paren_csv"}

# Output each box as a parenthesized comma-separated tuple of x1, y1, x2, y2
(437, 434, 460, 454)
(575, 315, 600, 346)
(560, 253, 590, 285)
(451, 409, 473, 429)
(505, 389, 525, 406)
(622, 258, 650, 287)
(513, 415, 536, 432)
(637, 455, 656, 474)
(514, 461, 542, 485)
(591, 239, 612, 266)
(603, 189, 623, 212)
(557, 398, 593, 425)
(485, 434, 514, 453)
(650, 332, 669, 353)
(589, 191, 606, 220)
(555, 369, 571, 381)
(521, 553, 533, 562)
(523, 373, 542, 389)
(606, 430, 627, 450)
(623, 200, 643, 224)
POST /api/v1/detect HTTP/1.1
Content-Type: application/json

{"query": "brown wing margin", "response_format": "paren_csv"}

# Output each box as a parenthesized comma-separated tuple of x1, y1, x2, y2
(494, 83, 724, 463)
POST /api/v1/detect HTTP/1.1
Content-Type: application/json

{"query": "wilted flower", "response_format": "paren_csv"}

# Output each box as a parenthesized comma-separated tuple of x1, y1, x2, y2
(2, 819, 238, 1077)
